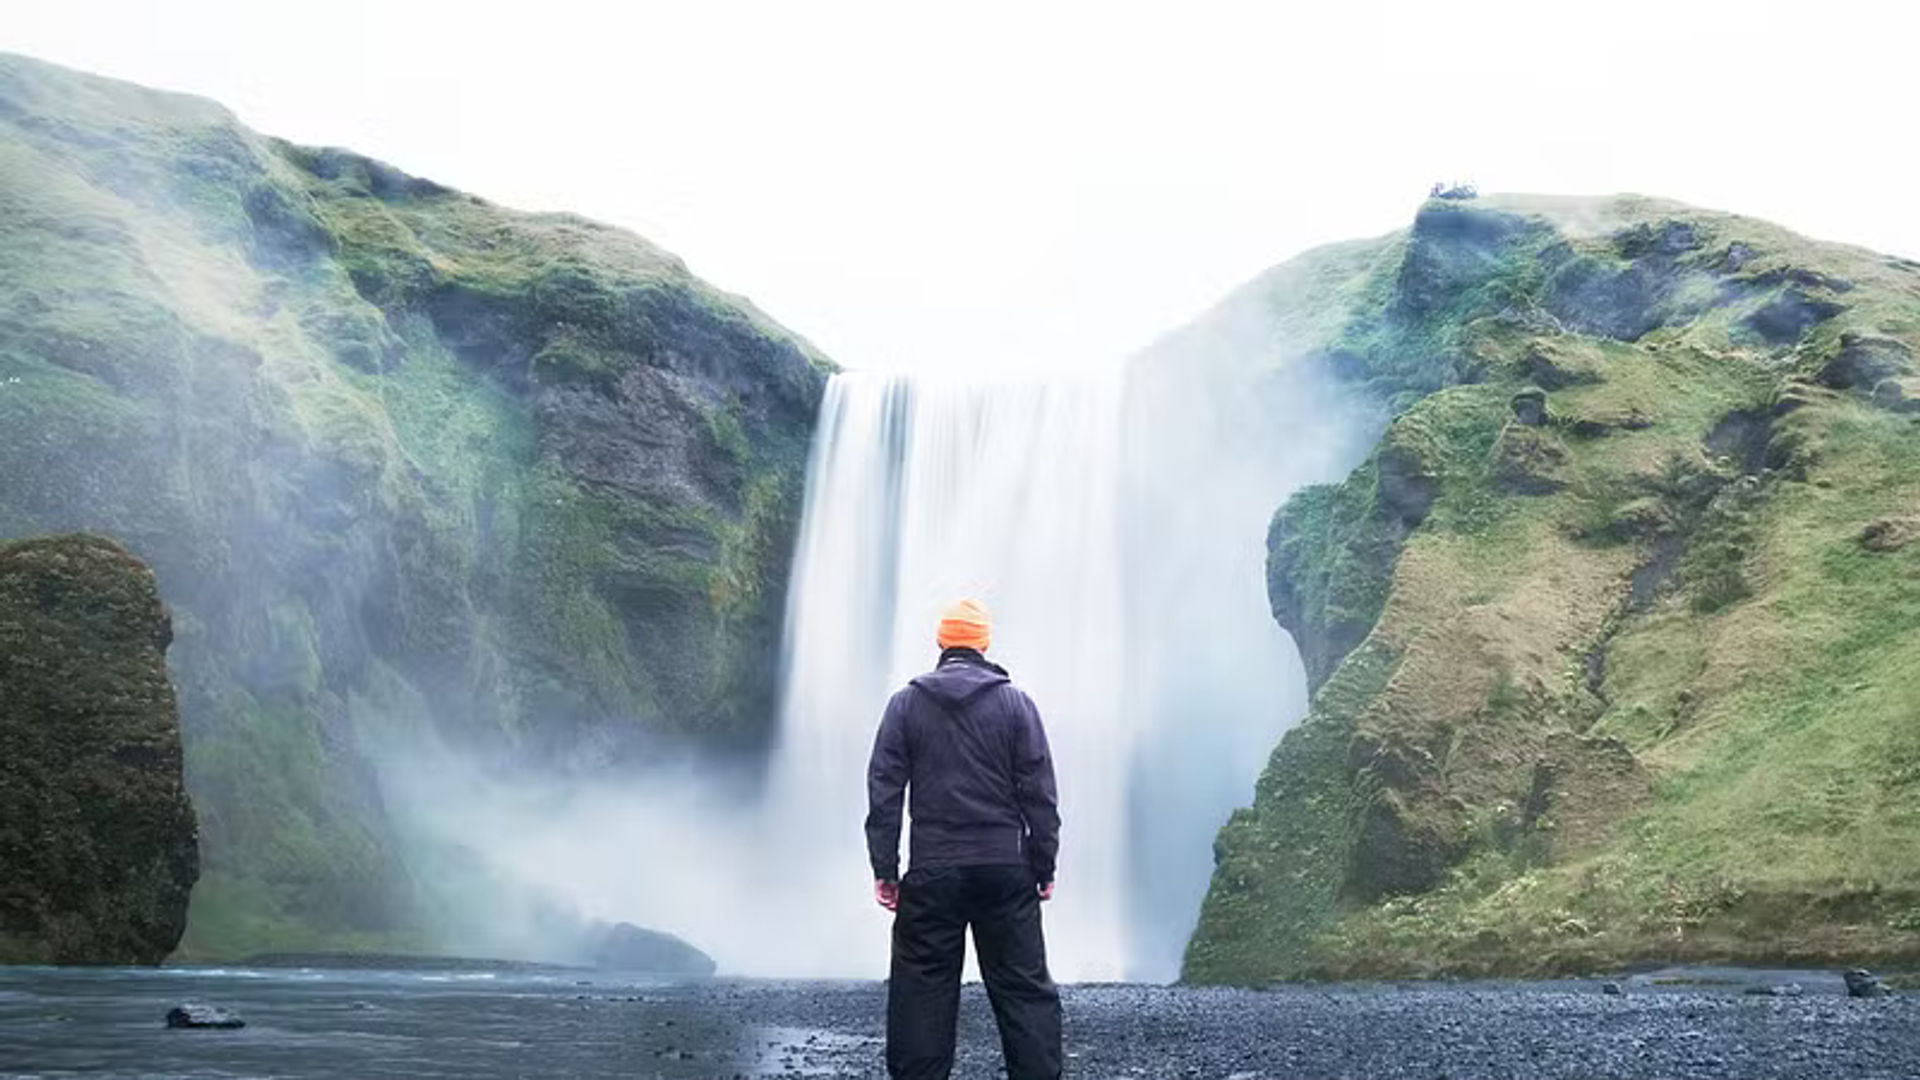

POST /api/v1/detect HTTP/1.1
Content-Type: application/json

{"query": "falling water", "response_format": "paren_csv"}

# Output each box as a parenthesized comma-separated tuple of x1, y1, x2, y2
(763, 372, 1132, 981)
(761, 352, 1371, 982)
(416, 333, 1373, 982)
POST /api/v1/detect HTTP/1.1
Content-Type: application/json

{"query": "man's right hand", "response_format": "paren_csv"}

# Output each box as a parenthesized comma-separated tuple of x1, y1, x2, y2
(874, 878, 899, 912)
(1037, 881, 1054, 902)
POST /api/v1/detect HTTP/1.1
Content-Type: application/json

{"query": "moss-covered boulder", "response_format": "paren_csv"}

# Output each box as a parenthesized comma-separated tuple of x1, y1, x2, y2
(1188, 193, 1920, 983)
(0, 534, 198, 964)
(0, 54, 830, 957)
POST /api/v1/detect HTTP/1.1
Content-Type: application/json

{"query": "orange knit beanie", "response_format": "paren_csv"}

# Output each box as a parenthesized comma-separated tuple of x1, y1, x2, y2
(936, 599, 992, 652)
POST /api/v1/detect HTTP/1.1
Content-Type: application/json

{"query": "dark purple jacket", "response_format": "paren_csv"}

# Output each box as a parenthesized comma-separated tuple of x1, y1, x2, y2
(865, 648, 1060, 884)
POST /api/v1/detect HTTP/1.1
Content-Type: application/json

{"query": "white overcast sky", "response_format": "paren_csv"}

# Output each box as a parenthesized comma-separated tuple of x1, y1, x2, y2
(7, 1, 1917, 373)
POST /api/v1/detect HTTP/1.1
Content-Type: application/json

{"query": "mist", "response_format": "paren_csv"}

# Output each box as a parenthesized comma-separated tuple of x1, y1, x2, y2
(2, 40, 1388, 982)
(379, 282, 1382, 982)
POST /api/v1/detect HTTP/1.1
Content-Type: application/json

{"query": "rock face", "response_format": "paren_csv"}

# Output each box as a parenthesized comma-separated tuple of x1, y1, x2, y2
(0, 55, 830, 957)
(1187, 193, 1920, 984)
(583, 922, 717, 977)
(0, 535, 198, 965)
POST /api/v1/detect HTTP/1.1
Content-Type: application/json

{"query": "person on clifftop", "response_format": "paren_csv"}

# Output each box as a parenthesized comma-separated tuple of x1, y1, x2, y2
(865, 599, 1063, 1080)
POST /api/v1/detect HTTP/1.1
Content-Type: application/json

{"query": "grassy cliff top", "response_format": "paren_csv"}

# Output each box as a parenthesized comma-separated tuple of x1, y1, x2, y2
(0, 51, 833, 375)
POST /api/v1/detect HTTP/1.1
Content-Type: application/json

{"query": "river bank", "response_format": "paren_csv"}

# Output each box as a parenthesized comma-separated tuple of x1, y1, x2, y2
(1, 965, 1914, 1078)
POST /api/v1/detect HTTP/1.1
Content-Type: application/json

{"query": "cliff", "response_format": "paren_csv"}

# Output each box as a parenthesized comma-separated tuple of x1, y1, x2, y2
(1187, 194, 1920, 981)
(0, 54, 830, 957)
(0, 534, 199, 964)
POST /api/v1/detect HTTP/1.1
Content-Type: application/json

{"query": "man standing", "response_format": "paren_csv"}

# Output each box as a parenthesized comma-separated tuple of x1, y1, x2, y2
(865, 599, 1063, 1080)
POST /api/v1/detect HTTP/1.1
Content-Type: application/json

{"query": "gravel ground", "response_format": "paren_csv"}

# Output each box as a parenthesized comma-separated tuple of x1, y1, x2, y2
(1, 966, 1914, 1079)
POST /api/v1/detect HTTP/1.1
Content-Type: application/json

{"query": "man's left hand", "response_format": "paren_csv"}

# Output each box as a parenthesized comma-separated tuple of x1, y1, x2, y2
(874, 878, 900, 912)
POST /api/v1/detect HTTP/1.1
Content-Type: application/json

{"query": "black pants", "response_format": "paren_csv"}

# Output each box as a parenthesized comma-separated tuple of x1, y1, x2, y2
(887, 864, 1062, 1080)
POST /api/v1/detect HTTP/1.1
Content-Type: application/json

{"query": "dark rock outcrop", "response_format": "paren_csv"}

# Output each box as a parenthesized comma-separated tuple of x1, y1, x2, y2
(1376, 437, 1441, 527)
(1536, 219, 1712, 341)
(0, 535, 198, 965)
(1843, 969, 1888, 998)
(1742, 288, 1846, 344)
(1817, 333, 1913, 392)
(1542, 256, 1672, 341)
(583, 922, 716, 977)
(1394, 203, 1545, 321)
(1511, 386, 1550, 426)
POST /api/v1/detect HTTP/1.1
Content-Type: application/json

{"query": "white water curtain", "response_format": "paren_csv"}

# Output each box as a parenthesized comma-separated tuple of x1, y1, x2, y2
(431, 347, 1370, 982)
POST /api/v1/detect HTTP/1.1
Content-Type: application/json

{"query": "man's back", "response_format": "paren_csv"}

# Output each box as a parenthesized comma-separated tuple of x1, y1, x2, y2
(864, 650, 1059, 884)
(865, 601, 1063, 1080)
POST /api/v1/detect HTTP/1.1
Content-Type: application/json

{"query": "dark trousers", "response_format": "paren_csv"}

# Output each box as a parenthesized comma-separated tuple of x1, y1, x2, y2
(887, 864, 1063, 1080)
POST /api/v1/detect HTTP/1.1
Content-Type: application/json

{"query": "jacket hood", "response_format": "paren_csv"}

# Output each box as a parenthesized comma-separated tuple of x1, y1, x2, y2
(909, 649, 1011, 709)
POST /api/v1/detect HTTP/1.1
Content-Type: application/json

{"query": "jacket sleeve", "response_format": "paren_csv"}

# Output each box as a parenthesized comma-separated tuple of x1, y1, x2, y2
(864, 694, 911, 882)
(1012, 691, 1061, 883)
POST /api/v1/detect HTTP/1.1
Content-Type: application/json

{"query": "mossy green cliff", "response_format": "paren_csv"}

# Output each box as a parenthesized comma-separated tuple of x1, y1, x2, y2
(0, 534, 199, 964)
(0, 54, 830, 958)
(1187, 194, 1920, 982)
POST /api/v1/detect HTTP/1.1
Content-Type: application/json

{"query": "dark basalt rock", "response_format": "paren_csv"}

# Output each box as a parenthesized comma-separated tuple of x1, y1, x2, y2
(1346, 785, 1464, 900)
(1870, 379, 1920, 413)
(1613, 220, 1702, 260)
(1376, 439, 1440, 527)
(1704, 409, 1773, 477)
(1394, 203, 1545, 319)
(0, 535, 198, 965)
(583, 922, 717, 977)
(1843, 969, 1888, 998)
(1537, 220, 1725, 342)
(166, 1004, 244, 1029)
(1542, 256, 1672, 341)
(1817, 333, 1912, 391)
(1512, 387, 1550, 426)
(1735, 265, 1856, 294)
(1742, 288, 1846, 344)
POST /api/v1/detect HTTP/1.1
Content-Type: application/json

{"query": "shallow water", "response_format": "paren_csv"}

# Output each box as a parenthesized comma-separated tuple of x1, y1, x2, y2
(2, 966, 1915, 1079)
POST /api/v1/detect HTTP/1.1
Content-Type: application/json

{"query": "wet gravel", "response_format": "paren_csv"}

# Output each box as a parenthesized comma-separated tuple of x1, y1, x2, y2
(1, 966, 1915, 1079)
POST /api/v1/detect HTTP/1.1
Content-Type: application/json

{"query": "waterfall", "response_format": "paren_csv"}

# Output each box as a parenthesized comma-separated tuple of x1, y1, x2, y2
(427, 340, 1372, 983)
(760, 355, 1371, 982)
(763, 371, 1132, 981)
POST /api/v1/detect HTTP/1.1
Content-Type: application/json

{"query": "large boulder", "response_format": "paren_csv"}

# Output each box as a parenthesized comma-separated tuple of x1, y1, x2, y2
(0, 534, 199, 965)
(1844, 969, 1888, 998)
